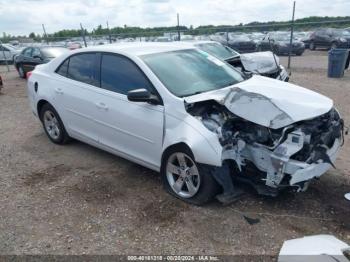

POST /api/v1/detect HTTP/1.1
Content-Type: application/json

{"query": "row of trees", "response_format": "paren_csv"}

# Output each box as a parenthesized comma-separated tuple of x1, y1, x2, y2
(1, 16, 350, 43)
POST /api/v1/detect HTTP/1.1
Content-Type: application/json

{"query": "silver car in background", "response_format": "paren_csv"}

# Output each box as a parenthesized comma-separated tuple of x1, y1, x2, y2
(0, 44, 21, 63)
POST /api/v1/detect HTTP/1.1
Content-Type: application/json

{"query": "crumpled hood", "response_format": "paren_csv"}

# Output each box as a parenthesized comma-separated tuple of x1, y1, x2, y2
(185, 75, 333, 129)
(240, 51, 280, 74)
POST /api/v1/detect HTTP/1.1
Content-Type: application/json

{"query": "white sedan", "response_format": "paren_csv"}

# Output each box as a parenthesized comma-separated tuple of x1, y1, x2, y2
(27, 43, 344, 205)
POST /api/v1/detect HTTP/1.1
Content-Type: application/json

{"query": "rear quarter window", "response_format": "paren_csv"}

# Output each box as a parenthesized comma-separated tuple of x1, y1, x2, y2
(56, 59, 69, 77)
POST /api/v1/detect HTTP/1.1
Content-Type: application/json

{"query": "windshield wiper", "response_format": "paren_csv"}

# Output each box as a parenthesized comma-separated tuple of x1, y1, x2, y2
(180, 91, 205, 98)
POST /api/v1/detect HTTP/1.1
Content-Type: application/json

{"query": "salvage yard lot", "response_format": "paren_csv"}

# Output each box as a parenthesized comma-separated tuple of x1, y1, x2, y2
(0, 50, 349, 255)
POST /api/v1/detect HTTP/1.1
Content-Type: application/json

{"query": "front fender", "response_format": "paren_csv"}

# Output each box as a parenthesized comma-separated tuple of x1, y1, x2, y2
(163, 114, 222, 167)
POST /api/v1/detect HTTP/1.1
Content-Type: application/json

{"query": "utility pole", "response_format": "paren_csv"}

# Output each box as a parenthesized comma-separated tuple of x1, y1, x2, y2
(42, 24, 49, 44)
(177, 13, 181, 41)
(107, 21, 112, 44)
(80, 23, 87, 47)
(287, 1, 296, 70)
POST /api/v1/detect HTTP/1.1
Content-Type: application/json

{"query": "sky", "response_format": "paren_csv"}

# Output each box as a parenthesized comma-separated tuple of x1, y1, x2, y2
(0, 0, 350, 36)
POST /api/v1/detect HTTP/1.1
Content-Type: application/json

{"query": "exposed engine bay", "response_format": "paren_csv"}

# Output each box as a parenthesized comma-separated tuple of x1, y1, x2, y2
(186, 100, 345, 195)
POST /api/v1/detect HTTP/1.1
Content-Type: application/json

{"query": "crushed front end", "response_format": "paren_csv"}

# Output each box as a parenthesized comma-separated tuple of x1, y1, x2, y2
(187, 101, 345, 196)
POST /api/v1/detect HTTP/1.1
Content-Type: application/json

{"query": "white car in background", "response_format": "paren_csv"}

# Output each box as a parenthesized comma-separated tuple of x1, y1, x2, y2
(177, 41, 289, 81)
(0, 44, 21, 63)
(27, 43, 344, 205)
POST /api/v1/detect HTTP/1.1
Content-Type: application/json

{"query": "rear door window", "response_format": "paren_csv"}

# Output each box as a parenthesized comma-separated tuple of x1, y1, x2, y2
(23, 48, 32, 57)
(100, 54, 154, 95)
(67, 53, 98, 86)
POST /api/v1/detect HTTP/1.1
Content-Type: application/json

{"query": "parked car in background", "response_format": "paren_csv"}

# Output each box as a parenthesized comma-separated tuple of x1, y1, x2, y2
(14, 46, 68, 78)
(27, 43, 344, 204)
(227, 33, 257, 53)
(248, 32, 265, 44)
(257, 33, 305, 56)
(65, 41, 83, 50)
(0, 44, 21, 63)
(154, 37, 172, 42)
(294, 31, 312, 48)
(179, 41, 289, 81)
(309, 28, 350, 50)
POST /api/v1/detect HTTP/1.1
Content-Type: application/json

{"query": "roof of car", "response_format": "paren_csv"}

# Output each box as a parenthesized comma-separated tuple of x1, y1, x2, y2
(75, 42, 196, 56)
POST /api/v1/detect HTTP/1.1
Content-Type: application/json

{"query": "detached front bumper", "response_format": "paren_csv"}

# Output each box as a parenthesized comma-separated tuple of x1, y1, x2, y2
(241, 130, 342, 190)
(287, 138, 341, 186)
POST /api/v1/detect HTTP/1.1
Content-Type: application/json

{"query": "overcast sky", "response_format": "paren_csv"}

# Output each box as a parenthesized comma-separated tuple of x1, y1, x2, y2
(1, 0, 349, 36)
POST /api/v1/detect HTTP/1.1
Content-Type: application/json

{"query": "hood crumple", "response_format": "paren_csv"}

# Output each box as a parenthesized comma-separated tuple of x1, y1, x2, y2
(240, 51, 280, 74)
(184, 75, 333, 129)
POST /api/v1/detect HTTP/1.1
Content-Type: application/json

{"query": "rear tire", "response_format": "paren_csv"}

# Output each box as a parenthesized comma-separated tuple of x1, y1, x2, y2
(18, 65, 25, 78)
(161, 145, 220, 205)
(40, 103, 71, 145)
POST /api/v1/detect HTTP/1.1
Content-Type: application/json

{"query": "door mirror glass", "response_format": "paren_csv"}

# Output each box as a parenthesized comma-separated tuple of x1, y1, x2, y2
(33, 55, 42, 60)
(127, 89, 160, 105)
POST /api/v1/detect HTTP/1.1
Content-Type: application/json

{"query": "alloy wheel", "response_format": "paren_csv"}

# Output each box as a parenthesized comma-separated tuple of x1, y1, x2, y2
(43, 110, 61, 140)
(166, 152, 200, 198)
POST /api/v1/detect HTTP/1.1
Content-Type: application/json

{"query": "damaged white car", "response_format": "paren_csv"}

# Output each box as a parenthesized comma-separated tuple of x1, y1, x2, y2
(178, 41, 290, 82)
(27, 44, 345, 205)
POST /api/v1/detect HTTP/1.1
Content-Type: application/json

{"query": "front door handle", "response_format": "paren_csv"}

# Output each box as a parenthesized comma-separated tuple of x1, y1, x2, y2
(95, 102, 108, 111)
(55, 87, 63, 94)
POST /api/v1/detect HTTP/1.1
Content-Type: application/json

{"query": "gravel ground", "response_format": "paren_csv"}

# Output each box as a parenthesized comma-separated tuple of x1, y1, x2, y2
(0, 50, 349, 256)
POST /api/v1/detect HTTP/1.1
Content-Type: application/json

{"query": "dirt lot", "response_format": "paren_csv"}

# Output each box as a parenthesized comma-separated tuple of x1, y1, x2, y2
(0, 50, 350, 256)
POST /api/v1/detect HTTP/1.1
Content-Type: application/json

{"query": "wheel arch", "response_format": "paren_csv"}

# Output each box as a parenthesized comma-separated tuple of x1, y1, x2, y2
(161, 142, 194, 166)
(37, 99, 50, 120)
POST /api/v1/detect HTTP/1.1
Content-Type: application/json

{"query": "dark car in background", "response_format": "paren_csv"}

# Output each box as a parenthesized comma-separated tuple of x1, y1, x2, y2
(227, 33, 257, 53)
(309, 28, 350, 50)
(257, 33, 305, 56)
(14, 46, 68, 78)
(294, 32, 312, 48)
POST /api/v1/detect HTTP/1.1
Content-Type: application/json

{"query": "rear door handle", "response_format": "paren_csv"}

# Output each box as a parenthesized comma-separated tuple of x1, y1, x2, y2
(55, 87, 63, 94)
(95, 102, 108, 111)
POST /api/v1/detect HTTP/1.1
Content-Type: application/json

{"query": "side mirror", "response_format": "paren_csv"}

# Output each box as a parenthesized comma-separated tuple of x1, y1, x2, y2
(127, 88, 161, 105)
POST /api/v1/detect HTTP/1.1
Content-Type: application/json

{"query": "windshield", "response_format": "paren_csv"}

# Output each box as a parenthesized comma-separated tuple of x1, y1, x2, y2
(142, 49, 245, 97)
(41, 47, 67, 58)
(195, 42, 239, 60)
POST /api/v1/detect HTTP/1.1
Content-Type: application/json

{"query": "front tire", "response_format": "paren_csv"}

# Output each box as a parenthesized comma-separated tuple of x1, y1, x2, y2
(40, 103, 70, 144)
(161, 146, 219, 205)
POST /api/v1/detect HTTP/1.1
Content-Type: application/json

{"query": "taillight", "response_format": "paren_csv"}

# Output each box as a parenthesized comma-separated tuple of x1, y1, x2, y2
(26, 71, 32, 79)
